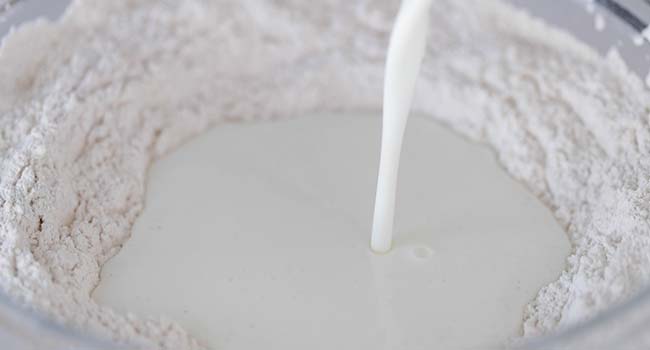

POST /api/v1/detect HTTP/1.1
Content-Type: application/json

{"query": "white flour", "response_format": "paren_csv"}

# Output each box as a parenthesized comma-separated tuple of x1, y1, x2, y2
(1, 0, 650, 348)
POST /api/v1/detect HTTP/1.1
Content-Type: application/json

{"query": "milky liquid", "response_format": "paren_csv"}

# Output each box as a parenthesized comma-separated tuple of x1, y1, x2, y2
(371, 0, 433, 253)
(94, 113, 570, 350)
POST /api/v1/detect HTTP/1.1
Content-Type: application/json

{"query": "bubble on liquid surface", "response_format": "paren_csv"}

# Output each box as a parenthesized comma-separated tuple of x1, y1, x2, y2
(411, 246, 433, 260)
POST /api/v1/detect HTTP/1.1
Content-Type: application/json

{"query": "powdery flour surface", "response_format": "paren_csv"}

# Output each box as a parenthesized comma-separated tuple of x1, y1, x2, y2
(0, 0, 650, 348)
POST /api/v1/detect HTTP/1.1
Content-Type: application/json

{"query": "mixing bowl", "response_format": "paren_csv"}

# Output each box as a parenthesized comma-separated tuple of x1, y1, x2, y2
(0, 1, 649, 349)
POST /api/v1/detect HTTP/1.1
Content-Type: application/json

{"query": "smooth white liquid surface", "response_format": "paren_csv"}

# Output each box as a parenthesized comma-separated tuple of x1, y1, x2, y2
(94, 113, 569, 350)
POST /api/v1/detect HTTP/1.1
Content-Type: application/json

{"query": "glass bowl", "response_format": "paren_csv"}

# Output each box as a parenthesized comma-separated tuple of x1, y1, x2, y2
(1, 1, 649, 349)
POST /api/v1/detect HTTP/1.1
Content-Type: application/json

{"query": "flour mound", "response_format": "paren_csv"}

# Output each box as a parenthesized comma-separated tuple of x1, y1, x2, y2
(1, 0, 649, 349)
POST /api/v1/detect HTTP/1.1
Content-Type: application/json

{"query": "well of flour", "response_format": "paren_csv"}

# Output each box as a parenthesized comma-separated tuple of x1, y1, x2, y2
(93, 113, 569, 349)
(1, 0, 650, 349)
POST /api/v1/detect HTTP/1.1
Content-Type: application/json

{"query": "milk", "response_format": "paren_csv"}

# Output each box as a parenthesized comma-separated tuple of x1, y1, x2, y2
(371, 0, 433, 253)
(94, 113, 569, 349)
